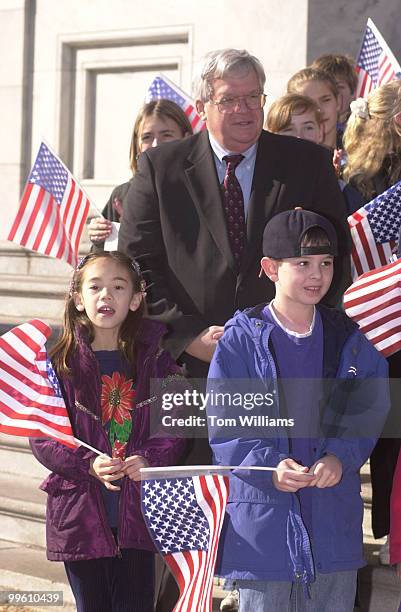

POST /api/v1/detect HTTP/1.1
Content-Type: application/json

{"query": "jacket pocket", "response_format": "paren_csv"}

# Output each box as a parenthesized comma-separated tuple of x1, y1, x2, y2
(43, 474, 86, 530)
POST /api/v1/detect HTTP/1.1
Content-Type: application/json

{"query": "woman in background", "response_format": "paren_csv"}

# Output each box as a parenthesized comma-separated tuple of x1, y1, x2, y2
(88, 99, 193, 248)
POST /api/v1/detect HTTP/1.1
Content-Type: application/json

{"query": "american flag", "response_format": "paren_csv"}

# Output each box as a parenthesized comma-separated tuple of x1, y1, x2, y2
(8, 142, 91, 267)
(348, 180, 401, 278)
(356, 18, 401, 98)
(0, 319, 76, 448)
(344, 257, 401, 357)
(146, 74, 205, 134)
(141, 473, 229, 612)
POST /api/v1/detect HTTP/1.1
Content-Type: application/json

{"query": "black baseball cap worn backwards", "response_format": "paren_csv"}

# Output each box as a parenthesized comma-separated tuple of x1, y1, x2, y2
(262, 209, 338, 259)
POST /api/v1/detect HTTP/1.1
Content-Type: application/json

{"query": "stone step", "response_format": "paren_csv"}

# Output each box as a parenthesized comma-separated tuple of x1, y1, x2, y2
(0, 239, 92, 276)
(0, 273, 68, 322)
(0, 434, 49, 480)
(0, 242, 73, 278)
(0, 471, 46, 548)
(0, 539, 74, 610)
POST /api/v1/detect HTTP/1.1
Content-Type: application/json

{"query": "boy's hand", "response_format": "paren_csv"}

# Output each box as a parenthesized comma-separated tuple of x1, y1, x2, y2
(89, 455, 124, 491)
(308, 454, 343, 488)
(273, 458, 314, 492)
(122, 454, 150, 481)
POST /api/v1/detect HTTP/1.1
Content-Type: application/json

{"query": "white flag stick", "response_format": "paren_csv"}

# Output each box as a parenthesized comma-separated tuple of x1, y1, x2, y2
(140, 464, 315, 479)
(74, 437, 105, 456)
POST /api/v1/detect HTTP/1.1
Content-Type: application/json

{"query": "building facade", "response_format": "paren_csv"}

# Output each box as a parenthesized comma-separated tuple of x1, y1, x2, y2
(0, 0, 399, 237)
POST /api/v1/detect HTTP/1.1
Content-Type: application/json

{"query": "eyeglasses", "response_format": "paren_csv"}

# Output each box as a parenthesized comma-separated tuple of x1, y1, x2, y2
(209, 92, 266, 114)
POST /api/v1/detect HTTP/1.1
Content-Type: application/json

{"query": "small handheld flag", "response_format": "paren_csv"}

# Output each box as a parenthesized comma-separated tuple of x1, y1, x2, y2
(8, 142, 91, 267)
(146, 74, 205, 134)
(141, 467, 229, 612)
(348, 179, 401, 278)
(344, 257, 401, 357)
(0, 320, 77, 447)
(356, 18, 401, 98)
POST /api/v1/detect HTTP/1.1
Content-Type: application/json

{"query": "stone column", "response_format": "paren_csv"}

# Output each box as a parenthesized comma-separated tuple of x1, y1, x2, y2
(0, 0, 35, 240)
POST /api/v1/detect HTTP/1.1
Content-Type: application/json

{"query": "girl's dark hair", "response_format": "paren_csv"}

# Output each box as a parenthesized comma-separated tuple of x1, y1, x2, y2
(50, 251, 145, 377)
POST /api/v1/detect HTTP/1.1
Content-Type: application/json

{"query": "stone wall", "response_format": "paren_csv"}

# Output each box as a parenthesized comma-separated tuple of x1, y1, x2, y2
(0, 0, 308, 238)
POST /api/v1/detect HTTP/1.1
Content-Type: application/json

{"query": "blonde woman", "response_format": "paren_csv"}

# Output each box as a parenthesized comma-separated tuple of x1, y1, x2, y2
(343, 80, 401, 201)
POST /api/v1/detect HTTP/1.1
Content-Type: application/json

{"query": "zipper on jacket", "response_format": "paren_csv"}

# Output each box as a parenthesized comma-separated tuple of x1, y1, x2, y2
(253, 319, 290, 454)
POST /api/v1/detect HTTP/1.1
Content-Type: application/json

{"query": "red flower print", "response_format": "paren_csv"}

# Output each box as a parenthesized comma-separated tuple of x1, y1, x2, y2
(101, 372, 135, 425)
(112, 439, 127, 460)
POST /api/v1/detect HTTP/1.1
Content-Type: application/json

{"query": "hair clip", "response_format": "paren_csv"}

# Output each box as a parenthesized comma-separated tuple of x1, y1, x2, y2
(69, 255, 91, 296)
(350, 98, 369, 120)
(131, 259, 147, 293)
(131, 258, 141, 277)
(75, 254, 91, 270)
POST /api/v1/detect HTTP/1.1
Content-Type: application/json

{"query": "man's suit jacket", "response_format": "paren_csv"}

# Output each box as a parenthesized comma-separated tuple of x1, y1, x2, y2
(119, 129, 350, 369)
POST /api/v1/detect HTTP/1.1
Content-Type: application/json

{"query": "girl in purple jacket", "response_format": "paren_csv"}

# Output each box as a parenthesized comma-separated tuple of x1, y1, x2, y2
(30, 251, 186, 612)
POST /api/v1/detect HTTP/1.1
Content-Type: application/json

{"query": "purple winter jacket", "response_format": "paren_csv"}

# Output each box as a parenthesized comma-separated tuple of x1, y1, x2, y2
(30, 319, 186, 561)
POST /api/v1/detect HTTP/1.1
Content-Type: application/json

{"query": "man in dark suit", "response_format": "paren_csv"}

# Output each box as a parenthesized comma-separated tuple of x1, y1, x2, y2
(119, 49, 349, 378)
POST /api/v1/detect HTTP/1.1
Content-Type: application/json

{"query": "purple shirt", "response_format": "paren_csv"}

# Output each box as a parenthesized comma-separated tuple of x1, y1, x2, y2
(262, 304, 323, 534)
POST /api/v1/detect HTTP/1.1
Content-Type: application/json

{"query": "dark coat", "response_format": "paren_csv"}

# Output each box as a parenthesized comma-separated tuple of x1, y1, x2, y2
(30, 319, 186, 561)
(118, 130, 350, 375)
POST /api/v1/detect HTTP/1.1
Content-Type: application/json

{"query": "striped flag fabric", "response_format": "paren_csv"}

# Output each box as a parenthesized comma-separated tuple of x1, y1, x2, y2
(0, 319, 76, 448)
(344, 257, 401, 357)
(8, 142, 91, 267)
(348, 179, 401, 278)
(141, 471, 229, 612)
(356, 18, 401, 98)
(146, 74, 206, 134)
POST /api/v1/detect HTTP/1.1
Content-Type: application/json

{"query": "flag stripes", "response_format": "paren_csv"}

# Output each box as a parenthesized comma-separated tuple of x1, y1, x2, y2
(348, 180, 401, 279)
(0, 320, 76, 447)
(8, 143, 90, 268)
(344, 258, 401, 357)
(146, 74, 206, 134)
(356, 18, 401, 98)
(141, 472, 229, 612)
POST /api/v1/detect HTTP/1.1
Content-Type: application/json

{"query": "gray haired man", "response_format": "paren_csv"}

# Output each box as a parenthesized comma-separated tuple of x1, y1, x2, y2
(119, 47, 349, 378)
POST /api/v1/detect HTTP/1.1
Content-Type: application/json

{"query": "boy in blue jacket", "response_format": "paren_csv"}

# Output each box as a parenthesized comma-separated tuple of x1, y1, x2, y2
(207, 209, 389, 611)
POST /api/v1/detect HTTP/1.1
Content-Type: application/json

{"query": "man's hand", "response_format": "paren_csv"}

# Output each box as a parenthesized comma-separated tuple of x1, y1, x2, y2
(273, 458, 314, 492)
(122, 455, 150, 482)
(89, 455, 124, 491)
(185, 326, 224, 362)
(308, 454, 343, 488)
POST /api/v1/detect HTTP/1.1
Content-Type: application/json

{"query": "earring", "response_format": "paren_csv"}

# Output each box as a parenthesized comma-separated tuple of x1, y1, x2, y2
(76, 304, 85, 312)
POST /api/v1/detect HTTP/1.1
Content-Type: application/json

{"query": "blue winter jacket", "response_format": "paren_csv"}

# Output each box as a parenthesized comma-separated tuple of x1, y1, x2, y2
(207, 304, 390, 583)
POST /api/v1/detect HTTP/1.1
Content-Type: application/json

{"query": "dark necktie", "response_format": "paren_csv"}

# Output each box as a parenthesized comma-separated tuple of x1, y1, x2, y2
(222, 154, 246, 271)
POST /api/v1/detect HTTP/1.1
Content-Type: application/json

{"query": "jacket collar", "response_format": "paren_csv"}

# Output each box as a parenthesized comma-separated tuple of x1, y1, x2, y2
(227, 302, 359, 378)
(71, 318, 167, 376)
